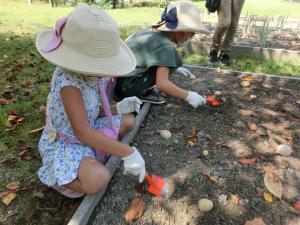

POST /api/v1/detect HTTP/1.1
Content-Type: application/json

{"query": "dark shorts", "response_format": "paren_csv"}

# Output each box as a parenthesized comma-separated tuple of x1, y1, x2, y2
(115, 67, 156, 98)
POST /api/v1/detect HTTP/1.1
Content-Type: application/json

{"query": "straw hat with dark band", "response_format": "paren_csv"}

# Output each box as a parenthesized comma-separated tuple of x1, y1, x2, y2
(154, 1, 210, 35)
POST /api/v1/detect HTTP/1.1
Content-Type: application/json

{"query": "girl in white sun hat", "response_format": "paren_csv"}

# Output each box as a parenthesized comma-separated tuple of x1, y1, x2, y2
(35, 3, 145, 198)
(115, 1, 211, 107)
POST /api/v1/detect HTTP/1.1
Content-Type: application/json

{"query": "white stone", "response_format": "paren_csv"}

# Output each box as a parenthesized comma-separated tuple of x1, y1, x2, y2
(276, 144, 293, 156)
(214, 91, 222, 96)
(249, 95, 257, 99)
(198, 198, 214, 212)
(241, 81, 250, 87)
(202, 150, 209, 157)
(160, 130, 172, 140)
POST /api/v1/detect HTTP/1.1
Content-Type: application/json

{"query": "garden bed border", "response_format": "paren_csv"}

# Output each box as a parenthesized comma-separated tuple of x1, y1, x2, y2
(187, 41, 300, 63)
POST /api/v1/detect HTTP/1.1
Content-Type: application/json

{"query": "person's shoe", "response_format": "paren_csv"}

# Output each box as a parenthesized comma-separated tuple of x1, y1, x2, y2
(138, 87, 166, 104)
(209, 50, 219, 64)
(219, 51, 230, 66)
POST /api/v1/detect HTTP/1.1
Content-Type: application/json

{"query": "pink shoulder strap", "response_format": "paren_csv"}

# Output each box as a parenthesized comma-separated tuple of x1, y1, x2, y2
(98, 79, 117, 136)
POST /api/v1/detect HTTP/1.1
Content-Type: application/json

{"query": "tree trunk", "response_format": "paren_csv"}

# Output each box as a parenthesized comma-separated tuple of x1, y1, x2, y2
(49, 0, 54, 7)
(27, 0, 32, 5)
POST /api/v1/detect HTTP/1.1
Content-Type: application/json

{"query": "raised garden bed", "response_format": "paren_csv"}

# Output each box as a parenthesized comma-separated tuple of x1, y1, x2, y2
(90, 67, 300, 225)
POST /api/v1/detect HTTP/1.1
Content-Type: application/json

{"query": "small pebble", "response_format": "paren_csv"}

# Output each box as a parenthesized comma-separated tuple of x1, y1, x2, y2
(198, 198, 214, 212)
(160, 130, 172, 140)
(174, 139, 179, 144)
(214, 91, 222, 96)
(202, 150, 209, 157)
(241, 81, 250, 87)
(218, 194, 228, 205)
(249, 94, 257, 99)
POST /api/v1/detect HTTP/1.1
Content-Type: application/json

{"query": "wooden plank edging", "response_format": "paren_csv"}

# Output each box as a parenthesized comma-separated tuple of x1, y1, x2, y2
(67, 103, 151, 225)
(187, 41, 300, 63)
(185, 64, 300, 80)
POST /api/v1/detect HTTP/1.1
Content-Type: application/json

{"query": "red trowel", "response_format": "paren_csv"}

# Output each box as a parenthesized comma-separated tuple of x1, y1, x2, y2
(206, 95, 223, 106)
(144, 174, 169, 198)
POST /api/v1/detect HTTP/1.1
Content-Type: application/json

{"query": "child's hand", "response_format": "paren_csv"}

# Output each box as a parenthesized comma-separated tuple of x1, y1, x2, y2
(174, 67, 196, 80)
(122, 147, 146, 182)
(185, 91, 206, 108)
(116, 97, 142, 114)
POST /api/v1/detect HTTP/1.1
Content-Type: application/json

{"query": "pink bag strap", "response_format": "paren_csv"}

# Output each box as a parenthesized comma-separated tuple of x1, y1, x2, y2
(98, 79, 117, 136)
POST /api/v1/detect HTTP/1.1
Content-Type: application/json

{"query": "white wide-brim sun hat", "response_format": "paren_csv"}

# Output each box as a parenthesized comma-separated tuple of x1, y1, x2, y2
(36, 3, 136, 77)
(156, 1, 211, 35)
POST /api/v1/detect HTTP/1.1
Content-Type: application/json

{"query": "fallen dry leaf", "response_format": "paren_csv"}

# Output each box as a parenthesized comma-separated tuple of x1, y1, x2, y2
(214, 139, 228, 148)
(242, 76, 253, 81)
(264, 172, 282, 199)
(6, 181, 20, 191)
(199, 170, 220, 185)
(186, 127, 198, 146)
(294, 201, 300, 211)
(1, 192, 16, 205)
(5, 122, 16, 132)
(248, 123, 258, 131)
(0, 98, 9, 105)
(0, 157, 17, 164)
(0, 191, 10, 198)
(238, 157, 257, 165)
(124, 197, 145, 222)
(134, 182, 145, 194)
(230, 194, 240, 205)
(263, 192, 273, 202)
(244, 218, 266, 225)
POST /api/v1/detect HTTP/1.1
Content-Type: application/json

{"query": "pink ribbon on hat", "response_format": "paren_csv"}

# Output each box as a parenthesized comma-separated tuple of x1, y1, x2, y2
(42, 16, 68, 53)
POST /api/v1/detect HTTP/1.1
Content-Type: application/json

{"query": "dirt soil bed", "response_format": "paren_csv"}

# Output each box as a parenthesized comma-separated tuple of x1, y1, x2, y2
(90, 68, 300, 225)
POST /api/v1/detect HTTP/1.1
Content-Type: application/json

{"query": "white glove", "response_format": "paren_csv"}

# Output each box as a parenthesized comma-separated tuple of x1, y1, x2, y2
(116, 97, 142, 114)
(185, 91, 206, 108)
(122, 147, 146, 182)
(174, 67, 196, 80)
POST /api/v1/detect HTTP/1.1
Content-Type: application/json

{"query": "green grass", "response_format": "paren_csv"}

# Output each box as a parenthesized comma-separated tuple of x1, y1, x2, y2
(1, 0, 300, 35)
(183, 54, 300, 77)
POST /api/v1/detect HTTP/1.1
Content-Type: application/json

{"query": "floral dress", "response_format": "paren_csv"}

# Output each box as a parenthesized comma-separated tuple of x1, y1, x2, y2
(38, 67, 121, 187)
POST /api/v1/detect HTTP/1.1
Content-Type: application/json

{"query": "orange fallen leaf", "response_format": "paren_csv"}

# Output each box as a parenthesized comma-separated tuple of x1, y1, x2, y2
(244, 218, 266, 225)
(242, 76, 253, 81)
(294, 201, 300, 211)
(248, 123, 258, 131)
(263, 192, 273, 202)
(199, 170, 220, 185)
(230, 194, 240, 205)
(1, 192, 16, 205)
(186, 127, 198, 146)
(6, 181, 20, 191)
(124, 197, 145, 222)
(238, 157, 257, 165)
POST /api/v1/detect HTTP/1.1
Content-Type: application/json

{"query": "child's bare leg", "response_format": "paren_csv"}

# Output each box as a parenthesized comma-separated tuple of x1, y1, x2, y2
(119, 113, 136, 138)
(64, 157, 111, 195)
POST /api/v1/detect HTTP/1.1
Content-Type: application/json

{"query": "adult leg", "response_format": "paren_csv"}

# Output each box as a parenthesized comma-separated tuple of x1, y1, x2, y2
(210, 0, 232, 52)
(221, 0, 245, 53)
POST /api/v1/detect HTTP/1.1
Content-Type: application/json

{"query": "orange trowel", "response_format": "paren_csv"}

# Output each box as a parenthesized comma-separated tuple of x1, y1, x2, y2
(144, 174, 169, 198)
